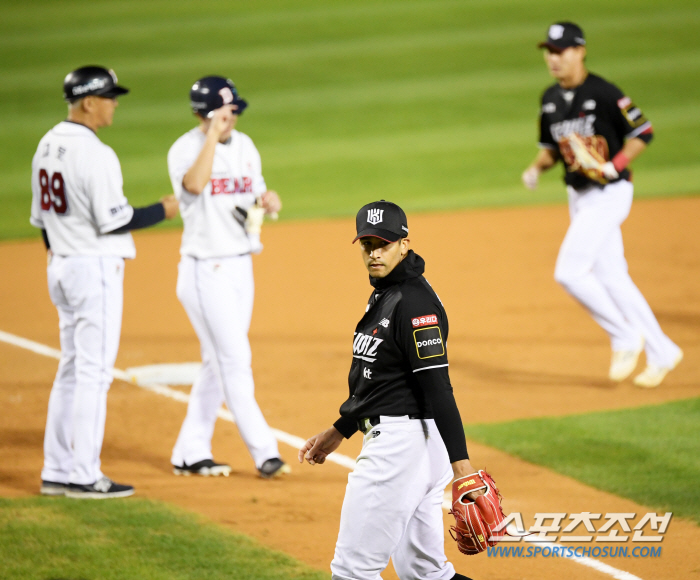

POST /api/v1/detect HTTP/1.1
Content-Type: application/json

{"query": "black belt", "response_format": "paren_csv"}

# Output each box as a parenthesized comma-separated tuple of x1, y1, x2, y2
(357, 414, 423, 434)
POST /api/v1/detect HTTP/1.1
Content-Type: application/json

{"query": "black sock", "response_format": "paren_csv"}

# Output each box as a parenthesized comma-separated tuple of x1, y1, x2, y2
(451, 574, 473, 580)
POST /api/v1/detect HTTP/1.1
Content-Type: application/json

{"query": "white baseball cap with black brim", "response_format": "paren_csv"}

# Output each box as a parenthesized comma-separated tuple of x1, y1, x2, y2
(538, 22, 586, 52)
(353, 200, 409, 243)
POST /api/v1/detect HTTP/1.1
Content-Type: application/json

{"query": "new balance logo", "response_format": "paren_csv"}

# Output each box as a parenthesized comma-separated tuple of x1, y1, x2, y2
(378, 318, 390, 328)
(367, 209, 384, 225)
(94, 478, 112, 492)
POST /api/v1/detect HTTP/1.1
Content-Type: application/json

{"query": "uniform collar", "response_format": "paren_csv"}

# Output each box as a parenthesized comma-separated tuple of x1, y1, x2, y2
(61, 120, 97, 135)
(369, 250, 425, 290)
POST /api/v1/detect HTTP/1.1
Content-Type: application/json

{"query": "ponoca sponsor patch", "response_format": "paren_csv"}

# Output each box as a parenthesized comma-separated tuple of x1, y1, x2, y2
(413, 326, 445, 359)
(412, 314, 438, 328)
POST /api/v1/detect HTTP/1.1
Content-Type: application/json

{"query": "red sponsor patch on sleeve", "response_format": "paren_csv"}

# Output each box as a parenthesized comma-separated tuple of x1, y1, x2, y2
(411, 314, 438, 328)
(617, 96, 631, 109)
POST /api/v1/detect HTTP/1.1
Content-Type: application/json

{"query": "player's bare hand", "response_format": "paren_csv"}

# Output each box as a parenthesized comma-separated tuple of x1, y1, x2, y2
(522, 166, 540, 190)
(261, 190, 281, 216)
(207, 105, 237, 139)
(298, 427, 344, 466)
(160, 195, 179, 219)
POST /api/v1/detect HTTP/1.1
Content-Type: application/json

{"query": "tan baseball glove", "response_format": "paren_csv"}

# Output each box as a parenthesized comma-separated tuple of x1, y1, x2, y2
(568, 133, 619, 184)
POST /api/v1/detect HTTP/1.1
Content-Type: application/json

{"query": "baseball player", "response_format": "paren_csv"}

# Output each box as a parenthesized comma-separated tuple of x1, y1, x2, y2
(298, 201, 479, 580)
(522, 23, 683, 388)
(32, 65, 178, 498)
(167, 76, 289, 479)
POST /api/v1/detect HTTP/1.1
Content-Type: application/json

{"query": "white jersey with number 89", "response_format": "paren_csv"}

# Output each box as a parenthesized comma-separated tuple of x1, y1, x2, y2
(30, 121, 136, 258)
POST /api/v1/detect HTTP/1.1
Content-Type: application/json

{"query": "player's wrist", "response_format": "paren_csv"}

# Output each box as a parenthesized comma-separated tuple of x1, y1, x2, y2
(451, 458, 476, 479)
(611, 152, 630, 173)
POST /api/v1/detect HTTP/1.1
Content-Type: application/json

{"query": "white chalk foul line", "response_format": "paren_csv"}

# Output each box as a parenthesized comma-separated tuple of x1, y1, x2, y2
(521, 538, 643, 580)
(0, 330, 357, 471)
(0, 329, 642, 580)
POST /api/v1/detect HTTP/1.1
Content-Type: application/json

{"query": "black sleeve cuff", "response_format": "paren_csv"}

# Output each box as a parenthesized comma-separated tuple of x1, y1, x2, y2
(41, 229, 50, 250)
(637, 131, 653, 144)
(333, 416, 359, 439)
(110, 202, 166, 234)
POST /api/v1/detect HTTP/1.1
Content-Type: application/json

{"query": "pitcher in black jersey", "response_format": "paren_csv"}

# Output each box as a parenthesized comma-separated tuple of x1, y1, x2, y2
(298, 201, 476, 580)
(522, 22, 682, 388)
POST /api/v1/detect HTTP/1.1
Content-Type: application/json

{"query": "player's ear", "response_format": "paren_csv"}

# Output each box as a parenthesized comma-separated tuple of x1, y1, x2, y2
(81, 96, 95, 113)
(400, 237, 410, 256)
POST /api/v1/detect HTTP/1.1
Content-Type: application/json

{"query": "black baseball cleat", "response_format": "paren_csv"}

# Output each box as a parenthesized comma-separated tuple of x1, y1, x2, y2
(258, 458, 291, 479)
(40, 480, 68, 496)
(64, 477, 134, 499)
(173, 459, 232, 477)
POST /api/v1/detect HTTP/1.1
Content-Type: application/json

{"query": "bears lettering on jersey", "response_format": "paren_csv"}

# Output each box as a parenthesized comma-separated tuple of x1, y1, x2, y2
(210, 176, 253, 195)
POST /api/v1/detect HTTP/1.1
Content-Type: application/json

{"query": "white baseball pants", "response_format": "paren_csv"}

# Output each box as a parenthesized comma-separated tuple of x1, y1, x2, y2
(331, 417, 456, 580)
(554, 180, 680, 366)
(42, 255, 124, 485)
(172, 255, 279, 469)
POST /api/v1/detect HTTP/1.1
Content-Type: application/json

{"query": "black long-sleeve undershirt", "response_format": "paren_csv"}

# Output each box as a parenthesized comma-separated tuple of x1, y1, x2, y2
(414, 367, 469, 462)
(110, 203, 165, 233)
(40, 203, 164, 250)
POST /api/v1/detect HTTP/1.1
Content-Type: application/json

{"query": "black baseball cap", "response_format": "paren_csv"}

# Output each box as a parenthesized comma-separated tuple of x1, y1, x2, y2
(353, 200, 409, 243)
(63, 66, 129, 102)
(538, 22, 586, 52)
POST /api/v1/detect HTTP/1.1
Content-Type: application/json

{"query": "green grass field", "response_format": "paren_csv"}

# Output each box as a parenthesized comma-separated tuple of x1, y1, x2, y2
(464, 397, 700, 525)
(0, 497, 324, 580)
(1, 0, 699, 239)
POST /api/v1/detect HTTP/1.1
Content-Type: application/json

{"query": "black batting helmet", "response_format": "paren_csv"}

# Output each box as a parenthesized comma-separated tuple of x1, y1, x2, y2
(190, 76, 248, 118)
(63, 66, 129, 102)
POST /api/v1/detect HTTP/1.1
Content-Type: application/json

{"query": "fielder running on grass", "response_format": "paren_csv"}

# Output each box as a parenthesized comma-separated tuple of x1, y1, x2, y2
(522, 22, 682, 387)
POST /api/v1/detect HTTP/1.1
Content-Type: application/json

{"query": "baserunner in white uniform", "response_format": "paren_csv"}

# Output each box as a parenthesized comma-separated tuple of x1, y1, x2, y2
(32, 66, 178, 499)
(167, 76, 289, 479)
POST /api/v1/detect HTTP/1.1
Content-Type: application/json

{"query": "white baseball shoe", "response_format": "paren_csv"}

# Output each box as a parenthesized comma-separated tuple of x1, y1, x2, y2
(633, 350, 684, 389)
(609, 338, 644, 382)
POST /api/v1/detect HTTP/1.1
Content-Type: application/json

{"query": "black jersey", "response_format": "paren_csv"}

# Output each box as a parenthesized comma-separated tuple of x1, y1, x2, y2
(538, 73, 653, 190)
(333, 250, 469, 462)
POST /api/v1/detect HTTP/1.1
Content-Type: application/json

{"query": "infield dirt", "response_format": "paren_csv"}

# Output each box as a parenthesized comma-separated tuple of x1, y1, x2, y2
(1, 198, 699, 579)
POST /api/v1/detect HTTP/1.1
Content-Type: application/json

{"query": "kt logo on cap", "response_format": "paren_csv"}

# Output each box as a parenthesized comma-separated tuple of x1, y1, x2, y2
(367, 209, 384, 225)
